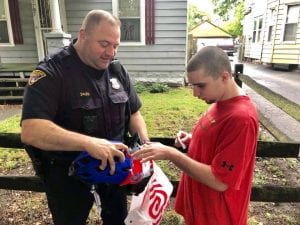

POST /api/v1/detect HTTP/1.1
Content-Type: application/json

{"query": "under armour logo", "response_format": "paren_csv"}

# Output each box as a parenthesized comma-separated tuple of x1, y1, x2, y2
(221, 161, 234, 171)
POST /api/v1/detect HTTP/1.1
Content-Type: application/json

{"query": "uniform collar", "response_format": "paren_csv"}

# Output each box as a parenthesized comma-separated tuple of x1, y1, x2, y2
(69, 39, 106, 77)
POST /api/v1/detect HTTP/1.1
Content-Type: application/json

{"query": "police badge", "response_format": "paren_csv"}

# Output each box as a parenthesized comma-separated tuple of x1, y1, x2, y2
(110, 78, 120, 89)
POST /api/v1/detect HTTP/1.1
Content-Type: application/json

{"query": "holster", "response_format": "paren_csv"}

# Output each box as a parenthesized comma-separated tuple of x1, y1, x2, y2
(25, 145, 46, 178)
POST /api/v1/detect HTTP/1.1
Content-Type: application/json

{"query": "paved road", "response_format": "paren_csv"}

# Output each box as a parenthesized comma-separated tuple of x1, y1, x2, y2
(242, 62, 300, 105)
(243, 84, 300, 141)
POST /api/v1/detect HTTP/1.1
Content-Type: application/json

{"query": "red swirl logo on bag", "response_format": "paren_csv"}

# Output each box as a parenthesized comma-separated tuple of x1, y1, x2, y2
(124, 162, 173, 225)
(148, 179, 169, 224)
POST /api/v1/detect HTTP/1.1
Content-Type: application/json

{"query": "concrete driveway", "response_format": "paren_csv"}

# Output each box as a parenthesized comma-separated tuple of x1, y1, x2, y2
(237, 61, 300, 141)
(242, 62, 300, 105)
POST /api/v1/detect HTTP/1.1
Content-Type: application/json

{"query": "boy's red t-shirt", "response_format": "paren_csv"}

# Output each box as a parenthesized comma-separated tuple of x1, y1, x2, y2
(174, 96, 258, 225)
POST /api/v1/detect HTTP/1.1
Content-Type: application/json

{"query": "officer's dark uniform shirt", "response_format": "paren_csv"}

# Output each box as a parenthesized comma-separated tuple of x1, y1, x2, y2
(22, 40, 142, 161)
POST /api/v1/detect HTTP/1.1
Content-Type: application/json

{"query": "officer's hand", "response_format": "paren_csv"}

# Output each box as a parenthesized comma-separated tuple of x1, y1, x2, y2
(85, 138, 128, 175)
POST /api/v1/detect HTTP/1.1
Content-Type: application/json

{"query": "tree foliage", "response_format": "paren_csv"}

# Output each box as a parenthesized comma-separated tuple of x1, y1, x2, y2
(188, 0, 245, 37)
(188, 4, 211, 31)
(211, 0, 245, 37)
(211, 0, 244, 20)
(222, 1, 245, 37)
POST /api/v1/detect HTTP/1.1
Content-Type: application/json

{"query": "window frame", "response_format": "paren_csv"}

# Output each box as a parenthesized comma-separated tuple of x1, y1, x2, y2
(267, 8, 276, 42)
(252, 20, 257, 43)
(257, 17, 263, 43)
(282, 4, 300, 43)
(252, 16, 263, 43)
(0, 0, 14, 46)
(112, 0, 145, 46)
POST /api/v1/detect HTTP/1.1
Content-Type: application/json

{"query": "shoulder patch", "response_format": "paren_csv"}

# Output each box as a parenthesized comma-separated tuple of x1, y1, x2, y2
(28, 70, 47, 85)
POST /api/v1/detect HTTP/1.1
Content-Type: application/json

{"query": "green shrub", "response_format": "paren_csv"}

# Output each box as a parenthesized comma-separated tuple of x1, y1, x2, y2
(149, 83, 170, 93)
(134, 82, 148, 93)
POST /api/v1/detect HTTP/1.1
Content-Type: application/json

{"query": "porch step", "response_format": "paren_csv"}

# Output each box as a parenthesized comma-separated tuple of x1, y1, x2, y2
(0, 96, 23, 100)
(0, 87, 25, 91)
(0, 78, 28, 82)
(0, 78, 28, 104)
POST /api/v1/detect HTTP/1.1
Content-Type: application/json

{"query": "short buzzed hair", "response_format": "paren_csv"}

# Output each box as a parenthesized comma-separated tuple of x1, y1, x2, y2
(187, 46, 232, 79)
(81, 9, 121, 33)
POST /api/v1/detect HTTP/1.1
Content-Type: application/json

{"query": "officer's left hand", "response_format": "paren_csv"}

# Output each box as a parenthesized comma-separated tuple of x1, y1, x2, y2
(84, 137, 128, 175)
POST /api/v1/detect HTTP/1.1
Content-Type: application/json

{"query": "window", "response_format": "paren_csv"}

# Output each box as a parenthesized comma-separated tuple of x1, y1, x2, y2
(283, 5, 300, 42)
(38, 0, 52, 29)
(0, 0, 23, 46)
(267, 9, 276, 42)
(113, 0, 144, 45)
(0, 0, 13, 45)
(113, 0, 155, 45)
(252, 16, 263, 43)
(257, 17, 263, 42)
(252, 20, 256, 43)
(119, 0, 142, 42)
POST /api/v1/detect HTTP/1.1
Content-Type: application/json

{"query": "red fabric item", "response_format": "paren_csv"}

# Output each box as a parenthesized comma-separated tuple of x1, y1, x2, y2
(175, 96, 259, 225)
(120, 158, 153, 186)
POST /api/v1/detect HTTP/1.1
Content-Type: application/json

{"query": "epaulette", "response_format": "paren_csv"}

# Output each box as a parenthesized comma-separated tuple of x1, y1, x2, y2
(45, 46, 72, 64)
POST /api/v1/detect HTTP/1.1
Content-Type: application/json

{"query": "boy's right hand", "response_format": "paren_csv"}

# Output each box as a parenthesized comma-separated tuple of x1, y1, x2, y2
(175, 130, 191, 149)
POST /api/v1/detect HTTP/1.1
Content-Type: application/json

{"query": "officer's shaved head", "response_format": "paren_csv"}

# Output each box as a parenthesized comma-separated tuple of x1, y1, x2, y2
(75, 9, 121, 70)
(81, 9, 121, 34)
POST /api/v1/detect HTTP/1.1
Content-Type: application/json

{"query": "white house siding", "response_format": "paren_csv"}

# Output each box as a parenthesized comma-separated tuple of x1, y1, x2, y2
(0, 0, 38, 64)
(260, 0, 277, 63)
(243, 0, 267, 61)
(244, 0, 300, 66)
(242, 11, 253, 58)
(264, 0, 300, 65)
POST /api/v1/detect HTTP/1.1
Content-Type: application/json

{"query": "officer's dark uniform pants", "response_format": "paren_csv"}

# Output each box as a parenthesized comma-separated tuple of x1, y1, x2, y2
(42, 160, 127, 225)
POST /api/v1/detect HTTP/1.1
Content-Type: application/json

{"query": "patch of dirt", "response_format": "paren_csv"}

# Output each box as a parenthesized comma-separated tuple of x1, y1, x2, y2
(248, 126, 300, 225)
(0, 162, 53, 225)
(249, 157, 300, 225)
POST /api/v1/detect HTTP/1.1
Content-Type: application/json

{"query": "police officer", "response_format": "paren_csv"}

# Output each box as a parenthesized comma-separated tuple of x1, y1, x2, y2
(21, 10, 149, 225)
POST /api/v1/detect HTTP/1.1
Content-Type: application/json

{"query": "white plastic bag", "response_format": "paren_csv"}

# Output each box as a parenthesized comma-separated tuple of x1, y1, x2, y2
(125, 162, 173, 225)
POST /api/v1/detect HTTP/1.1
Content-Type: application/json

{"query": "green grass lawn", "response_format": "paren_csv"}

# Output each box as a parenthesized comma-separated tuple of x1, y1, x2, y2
(0, 114, 21, 133)
(139, 87, 207, 137)
(0, 115, 25, 172)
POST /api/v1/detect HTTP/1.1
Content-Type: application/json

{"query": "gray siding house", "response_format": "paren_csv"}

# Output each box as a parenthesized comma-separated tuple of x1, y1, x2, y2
(0, 0, 187, 85)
